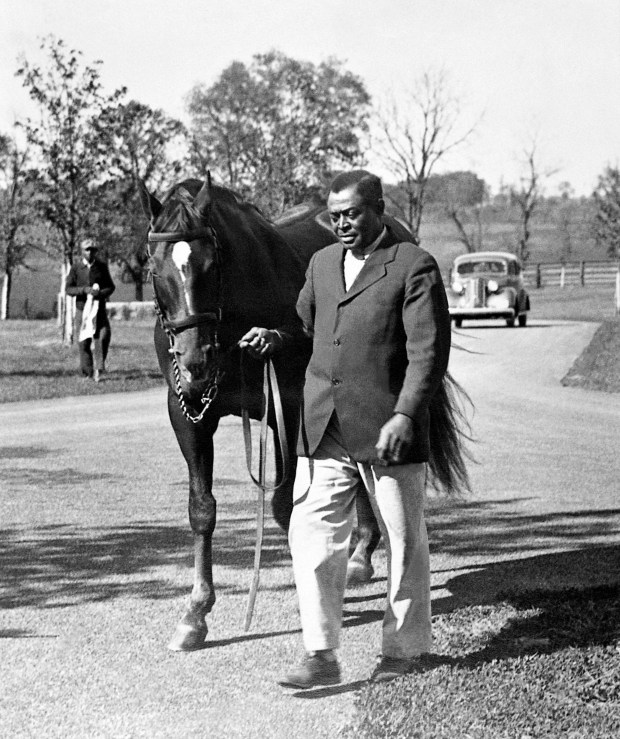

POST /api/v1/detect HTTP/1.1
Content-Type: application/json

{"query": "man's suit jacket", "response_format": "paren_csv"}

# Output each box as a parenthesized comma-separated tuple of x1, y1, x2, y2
(296, 227, 451, 463)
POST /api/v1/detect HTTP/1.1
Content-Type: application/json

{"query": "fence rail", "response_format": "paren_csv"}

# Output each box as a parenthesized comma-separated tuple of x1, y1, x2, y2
(523, 261, 620, 288)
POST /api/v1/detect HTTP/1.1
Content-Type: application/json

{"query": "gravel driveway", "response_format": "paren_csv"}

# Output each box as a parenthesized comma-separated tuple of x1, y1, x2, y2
(2, 318, 619, 738)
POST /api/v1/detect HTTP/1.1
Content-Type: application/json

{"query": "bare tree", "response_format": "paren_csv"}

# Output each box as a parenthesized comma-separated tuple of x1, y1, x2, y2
(425, 171, 487, 252)
(510, 139, 558, 262)
(373, 69, 477, 238)
(448, 204, 484, 253)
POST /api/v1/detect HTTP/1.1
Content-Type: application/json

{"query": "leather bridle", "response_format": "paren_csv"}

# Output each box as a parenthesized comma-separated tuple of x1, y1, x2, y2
(147, 226, 224, 335)
(147, 225, 226, 423)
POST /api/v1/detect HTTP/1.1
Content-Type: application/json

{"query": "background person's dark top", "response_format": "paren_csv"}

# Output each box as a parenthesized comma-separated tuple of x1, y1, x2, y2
(65, 259, 116, 312)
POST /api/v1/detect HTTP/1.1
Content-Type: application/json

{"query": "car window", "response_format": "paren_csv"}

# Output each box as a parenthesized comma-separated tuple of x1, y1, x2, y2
(456, 260, 507, 275)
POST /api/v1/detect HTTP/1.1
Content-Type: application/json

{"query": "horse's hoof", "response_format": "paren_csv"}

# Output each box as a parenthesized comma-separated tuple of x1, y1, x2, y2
(167, 623, 208, 652)
(346, 560, 374, 586)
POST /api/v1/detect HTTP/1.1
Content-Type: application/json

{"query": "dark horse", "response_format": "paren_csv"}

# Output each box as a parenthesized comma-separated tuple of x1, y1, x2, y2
(139, 177, 470, 651)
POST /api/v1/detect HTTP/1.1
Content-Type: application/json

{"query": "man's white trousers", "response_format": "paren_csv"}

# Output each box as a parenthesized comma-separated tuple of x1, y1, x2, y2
(289, 415, 432, 659)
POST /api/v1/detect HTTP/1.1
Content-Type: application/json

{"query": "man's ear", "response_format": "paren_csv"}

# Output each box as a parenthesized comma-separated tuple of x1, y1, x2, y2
(376, 198, 386, 217)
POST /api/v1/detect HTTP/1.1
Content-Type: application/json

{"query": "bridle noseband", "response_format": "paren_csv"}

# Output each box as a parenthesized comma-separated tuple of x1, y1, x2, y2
(147, 225, 226, 423)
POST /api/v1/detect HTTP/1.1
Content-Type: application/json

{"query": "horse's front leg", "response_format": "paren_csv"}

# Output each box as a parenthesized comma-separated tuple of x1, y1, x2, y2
(166, 390, 220, 651)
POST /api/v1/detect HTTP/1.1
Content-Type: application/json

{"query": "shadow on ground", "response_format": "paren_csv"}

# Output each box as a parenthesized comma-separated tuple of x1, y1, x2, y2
(2, 497, 619, 618)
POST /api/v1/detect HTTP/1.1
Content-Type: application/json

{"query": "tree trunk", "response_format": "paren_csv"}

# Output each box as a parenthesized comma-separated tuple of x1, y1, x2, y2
(1, 270, 11, 320)
(60, 259, 74, 345)
(134, 276, 144, 302)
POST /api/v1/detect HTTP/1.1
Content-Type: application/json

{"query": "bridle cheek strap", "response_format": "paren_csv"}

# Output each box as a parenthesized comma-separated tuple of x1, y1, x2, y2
(148, 225, 224, 335)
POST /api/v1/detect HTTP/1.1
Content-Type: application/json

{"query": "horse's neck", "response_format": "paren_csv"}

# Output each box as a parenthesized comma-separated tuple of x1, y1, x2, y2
(213, 205, 307, 324)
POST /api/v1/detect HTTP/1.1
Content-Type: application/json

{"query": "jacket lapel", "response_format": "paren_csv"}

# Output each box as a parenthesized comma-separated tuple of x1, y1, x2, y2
(324, 245, 347, 301)
(338, 231, 399, 305)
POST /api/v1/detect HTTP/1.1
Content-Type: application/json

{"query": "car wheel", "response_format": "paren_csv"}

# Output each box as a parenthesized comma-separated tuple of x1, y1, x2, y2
(454, 317, 463, 328)
(518, 313, 527, 327)
(506, 317, 515, 328)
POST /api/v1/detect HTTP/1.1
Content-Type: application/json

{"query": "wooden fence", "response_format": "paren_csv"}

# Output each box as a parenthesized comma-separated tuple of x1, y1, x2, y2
(523, 260, 620, 288)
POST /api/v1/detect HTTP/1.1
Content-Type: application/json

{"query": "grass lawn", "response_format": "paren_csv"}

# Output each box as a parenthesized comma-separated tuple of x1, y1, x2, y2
(0, 319, 164, 404)
(1, 285, 618, 403)
(346, 584, 620, 738)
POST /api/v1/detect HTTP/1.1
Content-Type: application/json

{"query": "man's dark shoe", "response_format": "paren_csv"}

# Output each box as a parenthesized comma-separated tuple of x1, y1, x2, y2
(278, 653, 341, 689)
(370, 655, 413, 683)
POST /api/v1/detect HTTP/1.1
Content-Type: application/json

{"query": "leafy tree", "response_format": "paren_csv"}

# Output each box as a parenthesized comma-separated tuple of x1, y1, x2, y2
(428, 171, 487, 252)
(593, 166, 620, 259)
(424, 171, 487, 208)
(16, 36, 125, 340)
(0, 132, 43, 319)
(186, 50, 370, 216)
(374, 69, 477, 238)
(93, 100, 187, 300)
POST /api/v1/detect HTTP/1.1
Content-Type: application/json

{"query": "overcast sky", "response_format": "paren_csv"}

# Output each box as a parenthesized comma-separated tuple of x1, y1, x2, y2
(2, 0, 619, 195)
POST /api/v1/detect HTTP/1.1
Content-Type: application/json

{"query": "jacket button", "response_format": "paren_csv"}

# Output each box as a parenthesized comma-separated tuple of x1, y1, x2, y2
(332, 378, 341, 386)
(333, 339, 340, 346)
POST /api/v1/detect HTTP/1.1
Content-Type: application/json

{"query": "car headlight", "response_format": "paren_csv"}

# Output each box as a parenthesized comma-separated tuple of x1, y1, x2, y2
(451, 280, 464, 294)
(487, 279, 499, 293)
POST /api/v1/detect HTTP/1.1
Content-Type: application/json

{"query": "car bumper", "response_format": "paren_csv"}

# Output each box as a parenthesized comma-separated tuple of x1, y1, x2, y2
(449, 307, 516, 319)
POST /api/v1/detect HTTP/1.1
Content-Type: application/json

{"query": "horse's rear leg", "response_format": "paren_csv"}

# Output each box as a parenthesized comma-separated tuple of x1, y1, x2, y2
(347, 484, 381, 586)
(270, 400, 298, 532)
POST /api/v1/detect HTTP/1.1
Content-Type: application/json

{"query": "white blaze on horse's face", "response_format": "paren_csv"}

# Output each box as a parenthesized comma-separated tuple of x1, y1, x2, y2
(171, 241, 194, 312)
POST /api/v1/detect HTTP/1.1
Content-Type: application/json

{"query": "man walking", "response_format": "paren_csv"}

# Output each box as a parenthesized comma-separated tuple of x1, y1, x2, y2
(65, 239, 116, 381)
(241, 170, 453, 686)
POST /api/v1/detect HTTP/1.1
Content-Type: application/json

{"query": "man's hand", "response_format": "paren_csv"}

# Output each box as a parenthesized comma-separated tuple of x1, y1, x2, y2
(238, 327, 283, 359)
(91, 283, 100, 297)
(375, 413, 414, 465)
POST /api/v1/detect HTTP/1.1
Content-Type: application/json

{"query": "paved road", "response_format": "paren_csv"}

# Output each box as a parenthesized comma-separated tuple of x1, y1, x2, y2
(2, 319, 619, 738)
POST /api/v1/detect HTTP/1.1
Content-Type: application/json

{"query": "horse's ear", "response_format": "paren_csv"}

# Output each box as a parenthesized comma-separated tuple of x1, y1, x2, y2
(193, 174, 212, 217)
(137, 179, 162, 221)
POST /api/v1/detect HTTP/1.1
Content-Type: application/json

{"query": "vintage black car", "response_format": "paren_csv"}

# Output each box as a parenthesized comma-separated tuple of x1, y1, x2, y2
(446, 251, 531, 328)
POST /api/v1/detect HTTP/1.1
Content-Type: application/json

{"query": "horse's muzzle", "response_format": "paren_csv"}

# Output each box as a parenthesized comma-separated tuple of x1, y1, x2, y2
(173, 342, 218, 384)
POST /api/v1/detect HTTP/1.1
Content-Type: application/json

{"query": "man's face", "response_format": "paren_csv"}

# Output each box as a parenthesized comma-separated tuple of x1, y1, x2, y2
(327, 185, 384, 252)
(82, 245, 97, 264)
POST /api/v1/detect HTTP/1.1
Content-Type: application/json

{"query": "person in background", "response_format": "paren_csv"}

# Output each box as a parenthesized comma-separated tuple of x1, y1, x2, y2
(65, 238, 115, 381)
(240, 170, 455, 687)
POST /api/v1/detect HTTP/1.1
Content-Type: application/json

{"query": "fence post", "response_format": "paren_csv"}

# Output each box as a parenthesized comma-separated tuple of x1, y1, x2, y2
(560, 265, 565, 289)
(536, 263, 541, 288)
(580, 261, 585, 287)
(615, 266, 620, 316)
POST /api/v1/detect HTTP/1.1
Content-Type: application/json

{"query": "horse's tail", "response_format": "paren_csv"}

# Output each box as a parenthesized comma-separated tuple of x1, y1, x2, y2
(427, 371, 474, 496)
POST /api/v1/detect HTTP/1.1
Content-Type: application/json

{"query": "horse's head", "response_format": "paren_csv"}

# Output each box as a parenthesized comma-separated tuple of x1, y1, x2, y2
(139, 177, 224, 389)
